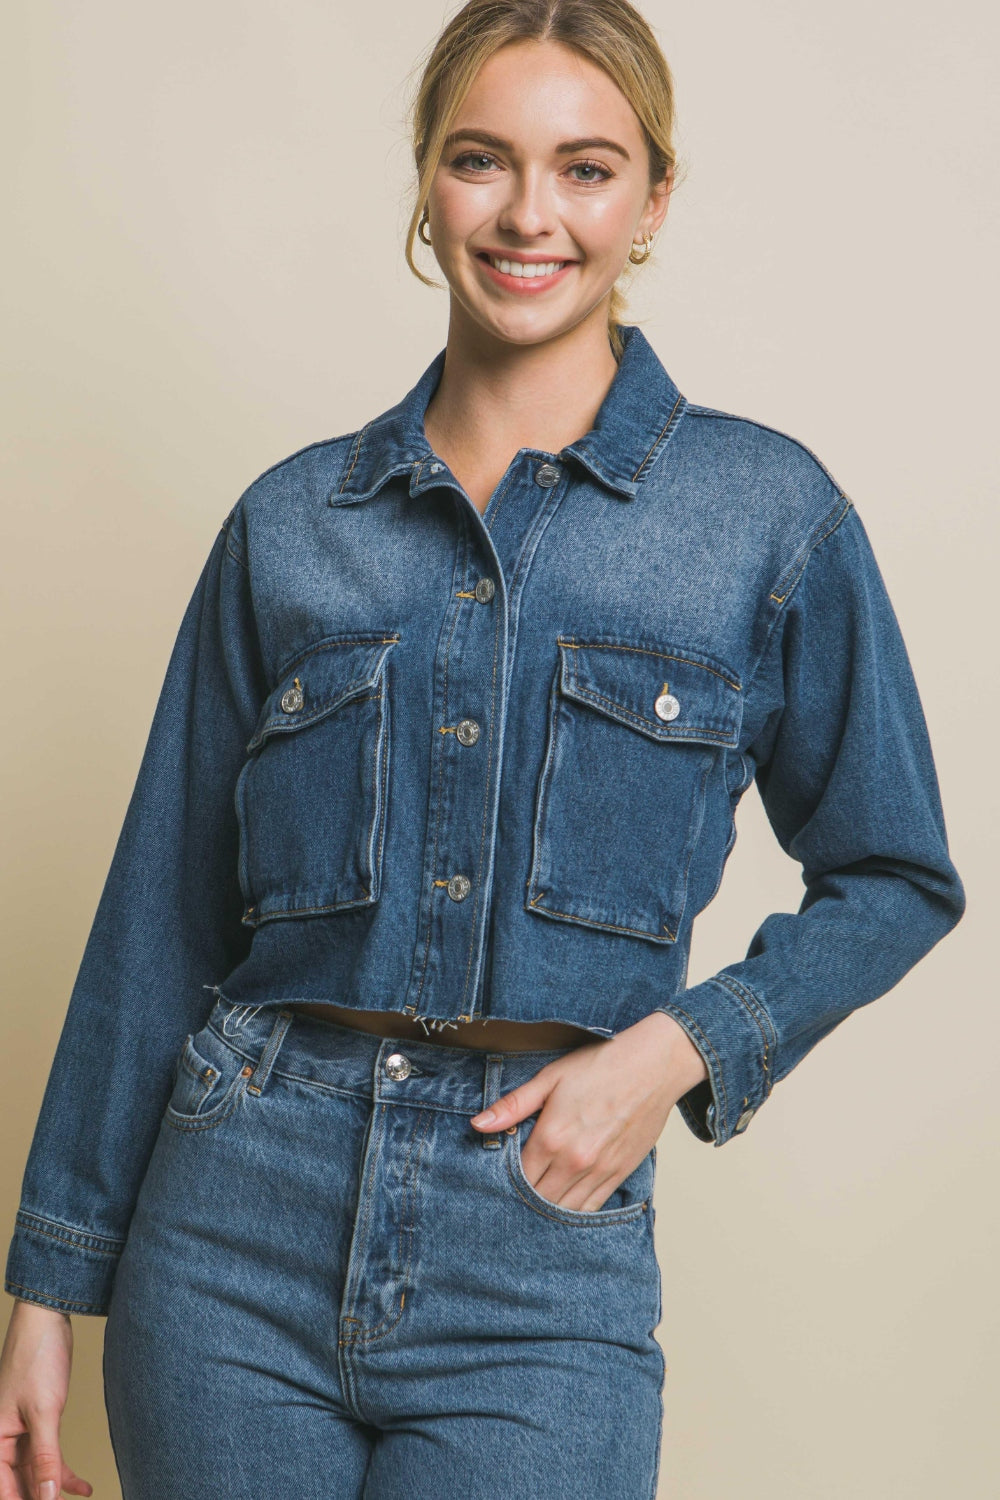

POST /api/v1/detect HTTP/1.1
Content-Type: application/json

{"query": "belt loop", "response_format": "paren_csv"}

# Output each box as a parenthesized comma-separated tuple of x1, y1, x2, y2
(246, 1008, 295, 1096)
(480, 1055, 505, 1150)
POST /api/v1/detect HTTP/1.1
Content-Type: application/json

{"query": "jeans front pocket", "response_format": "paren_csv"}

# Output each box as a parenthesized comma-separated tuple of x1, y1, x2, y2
(236, 631, 400, 927)
(505, 1116, 654, 1228)
(525, 635, 743, 944)
(163, 1027, 251, 1133)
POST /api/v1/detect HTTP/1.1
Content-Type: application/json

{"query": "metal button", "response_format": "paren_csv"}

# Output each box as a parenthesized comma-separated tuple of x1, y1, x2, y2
(456, 718, 480, 746)
(429, 462, 444, 474)
(654, 690, 680, 722)
(280, 679, 304, 713)
(735, 1107, 755, 1132)
(384, 1052, 412, 1081)
(474, 577, 495, 603)
(447, 874, 471, 902)
(534, 463, 561, 487)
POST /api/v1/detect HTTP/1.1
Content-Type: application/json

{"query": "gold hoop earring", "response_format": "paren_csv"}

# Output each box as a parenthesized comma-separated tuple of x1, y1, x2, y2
(628, 231, 654, 265)
(418, 208, 432, 246)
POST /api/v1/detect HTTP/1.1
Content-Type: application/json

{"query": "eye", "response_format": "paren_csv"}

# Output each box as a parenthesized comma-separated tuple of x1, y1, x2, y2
(568, 159, 614, 184)
(452, 151, 500, 173)
(450, 152, 614, 185)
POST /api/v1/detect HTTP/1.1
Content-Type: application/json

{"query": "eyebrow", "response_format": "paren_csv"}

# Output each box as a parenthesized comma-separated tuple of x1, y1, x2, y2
(443, 128, 631, 162)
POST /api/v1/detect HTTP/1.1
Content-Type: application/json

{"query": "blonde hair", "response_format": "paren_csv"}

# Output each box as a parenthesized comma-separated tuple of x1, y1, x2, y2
(402, 0, 682, 360)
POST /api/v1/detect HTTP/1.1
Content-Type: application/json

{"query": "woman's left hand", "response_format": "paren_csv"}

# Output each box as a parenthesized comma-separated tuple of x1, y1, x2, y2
(469, 1012, 710, 1212)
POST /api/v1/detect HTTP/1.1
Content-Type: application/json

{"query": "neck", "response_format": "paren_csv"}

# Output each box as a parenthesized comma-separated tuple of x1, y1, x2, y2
(422, 303, 620, 465)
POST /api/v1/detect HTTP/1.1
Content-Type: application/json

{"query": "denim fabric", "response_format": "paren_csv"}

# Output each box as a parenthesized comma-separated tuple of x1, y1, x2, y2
(6, 323, 965, 1318)
(102, 998, 664, 1499)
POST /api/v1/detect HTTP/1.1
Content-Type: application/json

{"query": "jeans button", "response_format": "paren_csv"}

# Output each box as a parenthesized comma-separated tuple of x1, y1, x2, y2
(447, 874, 471, 901)
(654, 688, 680, 722)
(735, 1107, 755, 1132)
(474, 577, 495, 603)
(456, 718, 480, 746)
(384, 1052, 412, 1081)
(534, 463, 561, 487)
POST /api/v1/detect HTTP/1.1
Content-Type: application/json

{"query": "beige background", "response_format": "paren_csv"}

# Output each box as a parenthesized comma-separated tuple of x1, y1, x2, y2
(2, 2, 996, 1495)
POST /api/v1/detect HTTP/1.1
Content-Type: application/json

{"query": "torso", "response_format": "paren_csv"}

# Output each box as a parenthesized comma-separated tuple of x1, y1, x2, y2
(282, 1001, 595, 1053)
(308, 419, 588, 1052)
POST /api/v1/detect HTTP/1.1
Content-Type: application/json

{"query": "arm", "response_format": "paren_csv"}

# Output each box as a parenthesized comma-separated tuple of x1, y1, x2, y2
(4, 505, 267, 1314)
(658, 498, 966, 1146)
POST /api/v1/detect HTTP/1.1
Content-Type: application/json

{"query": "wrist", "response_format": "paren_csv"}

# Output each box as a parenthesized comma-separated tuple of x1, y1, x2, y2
(645, 1009, 710, 1094)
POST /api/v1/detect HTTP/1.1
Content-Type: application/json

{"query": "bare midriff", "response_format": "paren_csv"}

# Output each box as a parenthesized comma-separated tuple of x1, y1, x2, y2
(282, 1000, 595, 1053)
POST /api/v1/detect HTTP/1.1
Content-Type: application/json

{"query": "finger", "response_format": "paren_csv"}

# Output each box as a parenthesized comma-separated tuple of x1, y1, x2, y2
(23, 1407, 63, 1500)
(528, 1138, 599, 1206)
(0, 1461, 28, 1500)
(469, 1075, 551, 1131)
(61, 1474, 93, 1497)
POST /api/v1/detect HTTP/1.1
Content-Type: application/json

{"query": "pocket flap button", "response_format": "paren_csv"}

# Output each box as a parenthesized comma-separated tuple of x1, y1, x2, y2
(654, 685, 680, 722)
(385, 1052, 412, 1081)
(280, 677, 305, 714)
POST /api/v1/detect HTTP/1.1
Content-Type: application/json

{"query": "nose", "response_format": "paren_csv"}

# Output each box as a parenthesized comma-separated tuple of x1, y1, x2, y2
(496, 166, 559, 243)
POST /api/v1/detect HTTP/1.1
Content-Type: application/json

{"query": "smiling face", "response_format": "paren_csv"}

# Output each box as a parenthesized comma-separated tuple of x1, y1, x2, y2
(425, 37, 671, 347)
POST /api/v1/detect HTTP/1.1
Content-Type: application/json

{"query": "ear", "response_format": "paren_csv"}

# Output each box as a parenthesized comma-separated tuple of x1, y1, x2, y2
(643, 165, 674, 238)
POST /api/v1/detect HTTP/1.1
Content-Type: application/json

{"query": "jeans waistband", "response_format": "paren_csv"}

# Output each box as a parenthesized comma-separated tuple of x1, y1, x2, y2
(205, 997, 585, 1120)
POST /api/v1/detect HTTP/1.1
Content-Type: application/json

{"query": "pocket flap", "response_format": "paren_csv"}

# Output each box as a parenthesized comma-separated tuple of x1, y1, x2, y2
(556, 636, 742, 746)
(248, 633, 400, 751)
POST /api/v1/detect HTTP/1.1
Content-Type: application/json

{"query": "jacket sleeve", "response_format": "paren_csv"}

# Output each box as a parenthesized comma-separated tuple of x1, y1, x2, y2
(656, 497, 966, 1147)
(4, 505, 268, 1314)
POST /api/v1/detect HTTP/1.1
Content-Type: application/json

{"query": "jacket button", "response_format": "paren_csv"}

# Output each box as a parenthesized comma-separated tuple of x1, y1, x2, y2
(456, 718, 480, 746)
(280, 679, 305, 713)
(474, 577, 495, 603)
(447, 874, 471, 902)
(654, 689, 680, 722)
(384, 1052, 412, 1080)
(735, 1107, 755, 1132)
(534, 463, 561, 487)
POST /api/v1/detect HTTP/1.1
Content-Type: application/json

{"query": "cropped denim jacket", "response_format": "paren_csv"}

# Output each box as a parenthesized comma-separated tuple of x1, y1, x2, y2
(5, 324, 965, 1316)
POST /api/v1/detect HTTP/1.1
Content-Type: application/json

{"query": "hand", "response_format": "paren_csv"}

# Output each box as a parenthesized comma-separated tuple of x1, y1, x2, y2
(0, 1299, 94, 1500)
(470, 1011, 710, 1212)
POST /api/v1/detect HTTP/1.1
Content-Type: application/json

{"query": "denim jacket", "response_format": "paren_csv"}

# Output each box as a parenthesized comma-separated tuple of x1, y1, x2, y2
(5, 324, 965, 1316)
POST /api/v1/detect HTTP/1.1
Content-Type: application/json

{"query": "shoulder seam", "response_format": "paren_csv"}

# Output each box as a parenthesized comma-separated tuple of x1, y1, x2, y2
(238, 431, 361, 496)
(769, 490, 853, 605)
(685, 404, 846, 494)
(741, 490, 854, 704)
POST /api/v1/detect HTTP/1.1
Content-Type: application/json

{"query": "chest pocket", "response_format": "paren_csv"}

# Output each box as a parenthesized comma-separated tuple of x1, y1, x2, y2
(525, 636, 743, 944)
(236, 632, 399, 927)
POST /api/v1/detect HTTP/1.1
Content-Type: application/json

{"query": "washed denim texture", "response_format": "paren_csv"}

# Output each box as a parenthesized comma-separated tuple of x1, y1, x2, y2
(102, 997, 665, 1499)
(6, 324, 965, 1317)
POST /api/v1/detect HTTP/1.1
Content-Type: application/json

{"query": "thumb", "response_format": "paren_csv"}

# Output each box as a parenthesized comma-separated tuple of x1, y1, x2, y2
(27, 1411, 63, 1500)
(470, 1073, 554, 1131)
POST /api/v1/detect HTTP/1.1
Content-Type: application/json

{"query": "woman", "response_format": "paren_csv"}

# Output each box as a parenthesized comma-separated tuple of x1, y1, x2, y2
(0, 2, 965, 1497)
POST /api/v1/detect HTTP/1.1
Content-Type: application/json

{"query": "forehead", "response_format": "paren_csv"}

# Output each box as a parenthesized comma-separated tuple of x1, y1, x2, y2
(454, 38, 641, 145)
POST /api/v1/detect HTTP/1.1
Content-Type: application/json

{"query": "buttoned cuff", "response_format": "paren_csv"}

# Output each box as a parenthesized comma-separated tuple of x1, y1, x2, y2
(4, 1210, 125, 1317)
(655, 975, 777, 1146)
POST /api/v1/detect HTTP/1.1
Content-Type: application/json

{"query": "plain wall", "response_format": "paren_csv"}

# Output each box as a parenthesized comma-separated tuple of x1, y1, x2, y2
(2, 2, 996, 1495)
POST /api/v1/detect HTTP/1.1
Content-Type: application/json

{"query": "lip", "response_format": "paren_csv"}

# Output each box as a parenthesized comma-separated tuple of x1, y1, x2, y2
(474, 250, 577, 295)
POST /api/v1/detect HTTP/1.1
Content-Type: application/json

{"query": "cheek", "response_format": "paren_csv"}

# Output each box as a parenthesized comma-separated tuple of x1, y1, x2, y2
(561, 196, 636, 262)
(428, 181, 495, 241)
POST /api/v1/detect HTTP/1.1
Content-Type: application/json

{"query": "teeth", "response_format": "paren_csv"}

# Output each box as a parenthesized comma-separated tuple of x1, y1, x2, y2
(487, 256, 567, 278)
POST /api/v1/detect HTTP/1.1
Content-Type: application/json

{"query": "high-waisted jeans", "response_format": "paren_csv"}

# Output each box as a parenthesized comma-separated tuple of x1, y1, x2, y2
(103, 997, 666, 1498)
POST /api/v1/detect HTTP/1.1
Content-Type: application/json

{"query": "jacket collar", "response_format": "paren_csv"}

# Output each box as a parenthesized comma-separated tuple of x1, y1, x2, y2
(329, 322, 687, 507)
